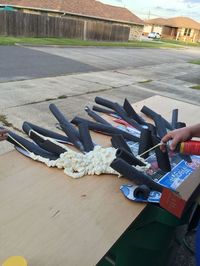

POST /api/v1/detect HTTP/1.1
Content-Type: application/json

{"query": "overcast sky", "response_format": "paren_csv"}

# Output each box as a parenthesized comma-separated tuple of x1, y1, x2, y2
(99, 0, 200, 22)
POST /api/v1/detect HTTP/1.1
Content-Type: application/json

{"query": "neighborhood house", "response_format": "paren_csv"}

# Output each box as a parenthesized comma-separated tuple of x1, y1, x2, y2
(0, 0, 144, 40)
(144, 16, 200, 42)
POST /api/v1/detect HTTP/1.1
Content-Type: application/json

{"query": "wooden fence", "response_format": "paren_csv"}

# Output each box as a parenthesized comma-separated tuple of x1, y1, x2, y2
(0, 11, 130, 41)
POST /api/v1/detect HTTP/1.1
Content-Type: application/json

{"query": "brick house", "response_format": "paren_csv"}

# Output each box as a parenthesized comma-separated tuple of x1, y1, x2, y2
(0, 0, 144, 40)
(143, 17, 200, 42)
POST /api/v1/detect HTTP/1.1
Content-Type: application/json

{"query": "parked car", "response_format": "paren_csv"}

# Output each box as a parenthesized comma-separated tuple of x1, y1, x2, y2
(148, 32, 161, 39)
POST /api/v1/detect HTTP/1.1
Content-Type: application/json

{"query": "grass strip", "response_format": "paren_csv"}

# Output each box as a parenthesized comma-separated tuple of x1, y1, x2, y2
(190, 85, 200, 90)
(161, 39, 200, 47)
(189, 60, 200, 65)
(0, 36, 181, 48)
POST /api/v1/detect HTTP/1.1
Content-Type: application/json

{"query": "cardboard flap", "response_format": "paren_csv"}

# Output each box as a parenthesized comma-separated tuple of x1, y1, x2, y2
(177, 167, 200, 201)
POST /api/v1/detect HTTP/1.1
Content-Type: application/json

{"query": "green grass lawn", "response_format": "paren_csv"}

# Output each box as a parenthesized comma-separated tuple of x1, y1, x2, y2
(191, 85, 200, 90)
(0, 36, 182, 48)
(189, 60, 200, 65)
(161, 39, 200, 47)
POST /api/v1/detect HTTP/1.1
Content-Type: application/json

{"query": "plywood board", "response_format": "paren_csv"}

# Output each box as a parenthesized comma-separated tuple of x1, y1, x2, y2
(132, 95, 200, 126)
(0, 143, 144, 266)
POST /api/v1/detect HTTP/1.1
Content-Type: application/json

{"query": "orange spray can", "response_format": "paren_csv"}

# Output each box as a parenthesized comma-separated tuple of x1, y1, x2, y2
(175, 140, 200, 155)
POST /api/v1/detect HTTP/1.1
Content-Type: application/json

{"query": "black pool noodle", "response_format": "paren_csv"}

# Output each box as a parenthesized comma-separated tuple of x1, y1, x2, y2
(22, 122, 32, 135)
(95, 97, 142, 131)
(179, 153, 192, 163)
(152, 135, 171, 172)
(29, 130, 66, 156)
(113, 102, 143, 131)
(116, 148, 146, 166)
(147, 123, 157, 135)
(78, 122, 94, 152)
(85, 106, 111, 126)
(71, 116, 139, 142)
(7, 131, 59, 160)
(23, 121, 69, 143)
(49, 104, 84, 152)
(171, 109, 178, 129)
(123, 98, 147, 125)
(175, 122, 187, 129)
(153, 114, 168, 139)
(110, 158, 163, 192)
(95, 96, 122, 110)
(138, 128, 153, 159)
(92, 105, 116, 115)
(49, 104, 80, 138)
(133, 185, 151, 199)
(141, 105, 172, 130)
(111, 134, 132, 153)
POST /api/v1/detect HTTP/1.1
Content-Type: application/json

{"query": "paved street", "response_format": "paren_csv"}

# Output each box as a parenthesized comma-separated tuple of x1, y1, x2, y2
(0, 45, 199, 265)
(0, 46, 99, 83)
(30, 45, 200, 70)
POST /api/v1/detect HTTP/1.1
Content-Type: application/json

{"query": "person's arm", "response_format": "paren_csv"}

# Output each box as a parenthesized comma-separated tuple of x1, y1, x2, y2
(189, 124, 200, 138)
(0, 128, 8, 141)
(161, 123, 200, 151)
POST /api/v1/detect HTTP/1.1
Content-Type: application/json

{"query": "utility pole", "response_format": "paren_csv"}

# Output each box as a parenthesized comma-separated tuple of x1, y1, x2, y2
(148, 10, 151, 20)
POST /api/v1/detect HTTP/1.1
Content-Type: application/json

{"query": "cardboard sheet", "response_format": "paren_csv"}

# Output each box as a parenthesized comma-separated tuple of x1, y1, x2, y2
(0, 142, 144, 266)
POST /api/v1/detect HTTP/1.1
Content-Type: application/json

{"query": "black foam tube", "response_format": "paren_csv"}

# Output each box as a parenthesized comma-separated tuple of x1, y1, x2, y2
(171, 109, 178, 129)
(22, 122, 33, 135)
(49, 104, 80, 138)
(7, 131, 59, 160)
(85, 106, 111, 126)
(95, 96, 121, 110)
(49, 104, 84, 152)
(95, 97, 142, 131)
(141, 106, 172, 130)
(116, 148, 146, 166)
(111, 134, 132, 153)
(179, 153, 192, 163)
(133, 185, 151, 199)
(123, 98, 147, 125)
(71, 116, 139, 142)
(138, 128, 154, 159)
(78, 122, 94, 152)
(147, 123, 157, 135)
(113, 102, 142, 131)
(154, 114, 168, 139)
(92, 105, 116, 115)
(152, 135, 171, 172)
(23, 122, 65, 155)
(29, 130, 66, 156)
(110, 158, 164, 192)
(23, 121, 69, 143)
(175, 122, 187, 129)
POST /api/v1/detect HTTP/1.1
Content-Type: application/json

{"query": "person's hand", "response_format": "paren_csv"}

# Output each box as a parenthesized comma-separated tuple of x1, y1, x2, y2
(0, 128, 8, 141)
(161, 127, 192, 151)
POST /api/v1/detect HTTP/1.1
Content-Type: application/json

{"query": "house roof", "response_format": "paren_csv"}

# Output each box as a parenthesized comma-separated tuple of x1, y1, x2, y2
(0, 0, 144, 25)
(146, 17, 200, 30)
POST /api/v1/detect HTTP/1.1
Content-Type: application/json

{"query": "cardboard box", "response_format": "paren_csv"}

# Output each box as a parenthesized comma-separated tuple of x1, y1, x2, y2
(160, 167, 200, 218)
